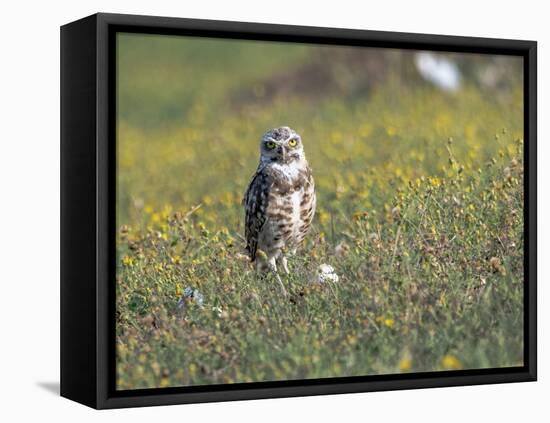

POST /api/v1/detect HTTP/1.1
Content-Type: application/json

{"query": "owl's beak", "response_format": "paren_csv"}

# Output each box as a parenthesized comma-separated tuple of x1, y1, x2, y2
(280, 146, 286, 161)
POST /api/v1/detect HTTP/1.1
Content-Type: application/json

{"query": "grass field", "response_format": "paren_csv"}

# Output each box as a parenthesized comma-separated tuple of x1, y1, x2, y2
(115, 33, 524, 390)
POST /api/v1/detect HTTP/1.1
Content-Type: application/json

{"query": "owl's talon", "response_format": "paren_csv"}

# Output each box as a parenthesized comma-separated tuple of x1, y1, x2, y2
(275, 274, 289, 297)
(279, 256, 290, 275)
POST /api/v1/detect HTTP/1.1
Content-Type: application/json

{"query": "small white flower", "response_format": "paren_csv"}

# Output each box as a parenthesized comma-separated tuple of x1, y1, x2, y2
(317, 263, 339, 284)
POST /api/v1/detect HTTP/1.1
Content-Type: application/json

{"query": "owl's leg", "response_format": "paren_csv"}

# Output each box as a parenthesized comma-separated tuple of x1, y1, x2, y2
(268, 254, 288, 297)
(278, 255, 290, 275)
(267, 255, 277, 273)
(275, 273, 288, 297)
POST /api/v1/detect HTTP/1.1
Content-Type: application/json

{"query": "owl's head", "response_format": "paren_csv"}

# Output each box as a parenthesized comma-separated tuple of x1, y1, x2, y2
(259, 126, 305, 165)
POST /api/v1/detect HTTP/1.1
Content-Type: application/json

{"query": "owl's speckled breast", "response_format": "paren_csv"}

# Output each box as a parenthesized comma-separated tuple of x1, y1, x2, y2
(259, 161, 316, 254)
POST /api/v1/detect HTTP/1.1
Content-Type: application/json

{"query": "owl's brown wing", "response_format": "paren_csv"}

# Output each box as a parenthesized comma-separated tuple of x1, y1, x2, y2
(296, 166, 316, 245)
(243, 168, 271, 261)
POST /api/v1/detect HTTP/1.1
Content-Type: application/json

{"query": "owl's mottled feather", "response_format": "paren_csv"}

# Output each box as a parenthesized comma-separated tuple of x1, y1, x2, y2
(243, 169, 271, 261)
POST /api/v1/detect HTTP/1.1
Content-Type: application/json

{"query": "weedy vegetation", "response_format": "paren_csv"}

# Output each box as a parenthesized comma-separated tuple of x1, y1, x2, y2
(115, 34, 524, 389)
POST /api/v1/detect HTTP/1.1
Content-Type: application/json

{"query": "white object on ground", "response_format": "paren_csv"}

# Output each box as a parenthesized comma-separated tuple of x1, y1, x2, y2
(317, 263, 340, 283)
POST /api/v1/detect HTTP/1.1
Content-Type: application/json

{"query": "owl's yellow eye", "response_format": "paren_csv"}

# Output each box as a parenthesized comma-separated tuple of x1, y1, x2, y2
(265, 141, 276, 150)
(288, 139, 298, 147)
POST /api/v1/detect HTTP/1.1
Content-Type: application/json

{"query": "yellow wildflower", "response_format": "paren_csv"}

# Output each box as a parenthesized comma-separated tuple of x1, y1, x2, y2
(375, 316, 395, 328)
(441, 354, 463, 370)
(399, 357, 412, 372)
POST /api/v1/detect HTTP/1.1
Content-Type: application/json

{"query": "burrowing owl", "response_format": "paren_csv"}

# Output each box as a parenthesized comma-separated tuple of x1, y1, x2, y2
(243, 126, 316, 282)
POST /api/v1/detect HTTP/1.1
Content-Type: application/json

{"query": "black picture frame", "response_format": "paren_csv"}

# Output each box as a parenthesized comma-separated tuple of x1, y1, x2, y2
(60, 12, 537, 409)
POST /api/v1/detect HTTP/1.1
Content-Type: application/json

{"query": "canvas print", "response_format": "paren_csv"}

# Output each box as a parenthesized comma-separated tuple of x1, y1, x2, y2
(115, 33, 524, 390)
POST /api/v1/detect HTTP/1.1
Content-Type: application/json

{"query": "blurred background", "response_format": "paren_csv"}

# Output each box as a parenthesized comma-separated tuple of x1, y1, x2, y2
(116, 32, 523, 230)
